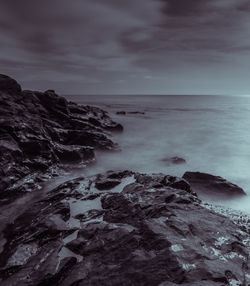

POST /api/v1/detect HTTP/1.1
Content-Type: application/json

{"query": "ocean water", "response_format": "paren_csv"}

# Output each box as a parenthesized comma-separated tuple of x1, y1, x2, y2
(67, 94, 250, 213)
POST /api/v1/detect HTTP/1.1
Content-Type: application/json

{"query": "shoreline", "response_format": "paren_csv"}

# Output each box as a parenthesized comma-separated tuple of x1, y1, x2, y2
(0, 74, 250, 285)
(202, 202, 250, 234)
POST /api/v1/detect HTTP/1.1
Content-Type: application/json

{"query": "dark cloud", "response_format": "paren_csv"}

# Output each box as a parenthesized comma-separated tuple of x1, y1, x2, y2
(0, 0, 250, 94)
(236, 1, 250, 12)
(161, 0, 206, 17)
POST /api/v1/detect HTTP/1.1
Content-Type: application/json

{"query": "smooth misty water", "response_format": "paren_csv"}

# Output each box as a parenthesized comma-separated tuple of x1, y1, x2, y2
(67, 94, 250, 213)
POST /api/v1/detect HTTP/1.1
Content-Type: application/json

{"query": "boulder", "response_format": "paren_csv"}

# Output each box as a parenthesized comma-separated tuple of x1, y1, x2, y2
(95, 178, 121, 190)
(183, 172, 246, 199)
(162, 156, 186, 165)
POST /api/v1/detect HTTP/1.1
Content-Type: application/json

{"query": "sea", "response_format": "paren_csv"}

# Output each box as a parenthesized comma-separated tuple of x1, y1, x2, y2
(66, 94, 250, 214)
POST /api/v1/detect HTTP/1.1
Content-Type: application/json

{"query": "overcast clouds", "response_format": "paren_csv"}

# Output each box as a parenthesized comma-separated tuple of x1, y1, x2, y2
(1, 0, 250, 95)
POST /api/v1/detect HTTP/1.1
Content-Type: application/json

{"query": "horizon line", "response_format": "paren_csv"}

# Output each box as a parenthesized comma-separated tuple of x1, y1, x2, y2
(62, 93, 250, 97)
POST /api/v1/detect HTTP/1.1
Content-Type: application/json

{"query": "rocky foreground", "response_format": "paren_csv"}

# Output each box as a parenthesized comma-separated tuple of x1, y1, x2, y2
(0, 75, 250, 286)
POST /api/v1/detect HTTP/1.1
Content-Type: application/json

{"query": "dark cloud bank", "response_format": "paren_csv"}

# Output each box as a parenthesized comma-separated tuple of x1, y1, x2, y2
(1, 0, 250, 95)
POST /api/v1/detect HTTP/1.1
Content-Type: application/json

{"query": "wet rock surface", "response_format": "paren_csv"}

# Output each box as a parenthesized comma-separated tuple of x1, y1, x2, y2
(0, 74, 121, 202)
(183, 172, 246, 199)
(0, 170, 249, 286)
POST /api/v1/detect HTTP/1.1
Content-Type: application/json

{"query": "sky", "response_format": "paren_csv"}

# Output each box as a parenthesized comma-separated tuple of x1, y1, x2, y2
(1, 0, 250, 95)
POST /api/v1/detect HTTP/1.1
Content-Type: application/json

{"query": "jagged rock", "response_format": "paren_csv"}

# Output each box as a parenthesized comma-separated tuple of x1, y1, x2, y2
(0, 74, 22, 94)
(134, 173, 194, 195)
(95, 178, 121, 190)
(66, 130, 115, 150)
(0, 74, 122, 199)
(54, 144, 94, 163)
(0, 171, 249, 285)
(183, 172, 246, 199)
(94, 170, 134, 191)
(165, 176, 193, 194)
(106, 170, 134, 179)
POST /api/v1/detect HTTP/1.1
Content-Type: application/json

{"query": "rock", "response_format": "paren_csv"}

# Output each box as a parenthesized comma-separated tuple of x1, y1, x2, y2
(106, 170, 134, 180)
(128, 111, 145, 115)
(162, 156, 186, 165)
(89, 116, 123, 132)
(0, 74, 22, 94)
(134, 173, 194, 195)
(94, 170, 134, 191)
(0, 171, 249, 285)
(0, 74, 122, 198)
(66, 130, 115, 150)
(106, 122, 123, 132)
(95, 178, 121, 190)
(54, 144, 95, 164)
(116, 111, 126, 115)
(35, 257, 77, 286)
(183, 172, 246, 199)
(164, 176, 194, 194)
(1, 74, 250, 285)
(116, 111, 145, 116)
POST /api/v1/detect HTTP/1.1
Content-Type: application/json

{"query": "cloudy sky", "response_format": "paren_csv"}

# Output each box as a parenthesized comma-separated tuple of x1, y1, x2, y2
(1, 0, 250, 95)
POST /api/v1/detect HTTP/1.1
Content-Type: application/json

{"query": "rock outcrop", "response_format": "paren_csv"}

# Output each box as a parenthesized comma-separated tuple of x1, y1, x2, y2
(183, 172, 246, 200)
(0, 74, 249, 286)
(0, 74, 122, 202)
(0, 171, 249, 286)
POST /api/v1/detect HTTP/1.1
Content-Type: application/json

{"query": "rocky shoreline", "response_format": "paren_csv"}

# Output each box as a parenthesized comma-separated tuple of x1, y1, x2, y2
(0, 74, 122, 204)
(0, 75, 250, 286)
